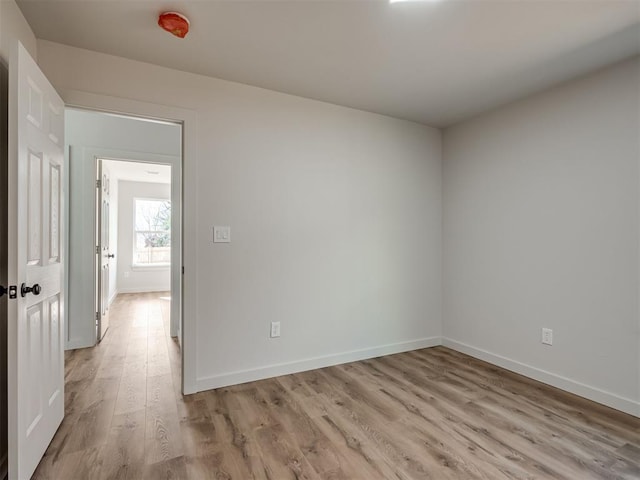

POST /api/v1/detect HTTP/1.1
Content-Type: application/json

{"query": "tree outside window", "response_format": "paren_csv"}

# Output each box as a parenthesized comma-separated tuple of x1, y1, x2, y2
(134, 198, 171, 266)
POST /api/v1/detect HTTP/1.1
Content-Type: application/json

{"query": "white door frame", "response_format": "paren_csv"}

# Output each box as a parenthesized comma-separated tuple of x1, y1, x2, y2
(96, 158, 110, 342)
(62, 90, 198, 395)
(82, 148, 181, 342)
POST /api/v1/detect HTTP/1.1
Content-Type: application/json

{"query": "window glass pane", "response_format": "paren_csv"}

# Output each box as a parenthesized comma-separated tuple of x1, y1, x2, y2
(134, 233, 171, 264)
(135, 199, 171, 232)
(134, 199, 171, 265)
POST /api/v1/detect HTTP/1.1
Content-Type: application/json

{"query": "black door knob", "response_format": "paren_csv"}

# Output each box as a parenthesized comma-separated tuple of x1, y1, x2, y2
(21, 283, 41, 297)
(108, 254, 115, 258)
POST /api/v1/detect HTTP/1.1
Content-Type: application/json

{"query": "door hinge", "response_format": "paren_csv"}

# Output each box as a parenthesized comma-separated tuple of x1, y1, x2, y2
(96, 246, 100, 254)
(96, 179, 101, 189)
(96, 312, 100, 323)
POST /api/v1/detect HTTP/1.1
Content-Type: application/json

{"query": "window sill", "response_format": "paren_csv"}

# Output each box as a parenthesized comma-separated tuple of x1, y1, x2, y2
(131, 264, 171, 271)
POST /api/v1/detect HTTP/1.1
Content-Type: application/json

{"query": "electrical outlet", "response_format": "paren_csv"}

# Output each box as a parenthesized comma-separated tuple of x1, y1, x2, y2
(270, 321, 281, 338)
(541, 328, 553, 346)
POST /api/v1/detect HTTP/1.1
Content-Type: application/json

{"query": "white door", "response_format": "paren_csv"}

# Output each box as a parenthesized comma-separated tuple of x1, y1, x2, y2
(8, 42, 65, 480)
(96, 160, 110, 340)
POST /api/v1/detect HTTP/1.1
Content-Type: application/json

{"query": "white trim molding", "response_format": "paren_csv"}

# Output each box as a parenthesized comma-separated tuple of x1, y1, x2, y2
(117, 287, 170, 294)
(61, 89, 198, 395)
(108, 288, 119, 306)
(196, 337, 442, 392)
(443, 337, 640, 418)
(65, 338, 94, 350)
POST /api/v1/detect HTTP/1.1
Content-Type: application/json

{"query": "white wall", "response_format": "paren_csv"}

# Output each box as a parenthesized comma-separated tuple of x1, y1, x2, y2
(0, 0, 37, 64)
(65, 109, 180, 349)
(38, 40, 443, 390)
(65, 109, 181, 157)
(117, 180, 171, 293)
(66, 145, 96, 349)
(443, 57, 640, 416)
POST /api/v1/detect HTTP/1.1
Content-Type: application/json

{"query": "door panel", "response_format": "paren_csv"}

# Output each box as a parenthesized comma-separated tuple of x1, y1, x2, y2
(46, 295, 61, 407)
(25, 304, 42, 437)
(8, 41, 65, 480)
(49, 164, 60, 263)
(27, 151, 41, 265)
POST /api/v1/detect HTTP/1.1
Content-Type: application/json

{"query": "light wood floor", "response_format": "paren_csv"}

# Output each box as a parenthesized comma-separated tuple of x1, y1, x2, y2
(33, 293, 639, 480)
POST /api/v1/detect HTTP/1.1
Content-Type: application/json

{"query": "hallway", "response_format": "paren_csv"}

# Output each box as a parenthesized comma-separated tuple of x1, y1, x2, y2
(32, 292, 183, 479)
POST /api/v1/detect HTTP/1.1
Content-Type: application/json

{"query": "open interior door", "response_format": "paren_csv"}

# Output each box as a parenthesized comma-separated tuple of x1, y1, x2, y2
(7, 41, 65, 479)
(96, 159, 110, 341)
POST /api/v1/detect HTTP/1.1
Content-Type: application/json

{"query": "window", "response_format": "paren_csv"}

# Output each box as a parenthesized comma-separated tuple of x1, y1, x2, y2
(133, 198, 171, 266)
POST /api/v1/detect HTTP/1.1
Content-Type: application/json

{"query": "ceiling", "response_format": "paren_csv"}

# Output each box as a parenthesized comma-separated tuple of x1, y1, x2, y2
(103, 159, 171, 184)
(17, 0, 640, 127)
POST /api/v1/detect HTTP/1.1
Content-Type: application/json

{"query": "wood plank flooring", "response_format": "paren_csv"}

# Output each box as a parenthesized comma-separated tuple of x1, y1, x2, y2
(33, 292, 639, 479)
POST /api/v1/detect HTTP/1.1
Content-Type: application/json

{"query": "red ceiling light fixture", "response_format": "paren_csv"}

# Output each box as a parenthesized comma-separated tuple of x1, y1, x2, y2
(158, 12, 190, 38)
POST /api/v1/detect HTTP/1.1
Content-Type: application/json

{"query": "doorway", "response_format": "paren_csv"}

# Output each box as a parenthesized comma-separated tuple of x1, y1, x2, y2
(65, 108, 182, 370)
(95, 159, 173, 342)
(62, 91, 197, 395)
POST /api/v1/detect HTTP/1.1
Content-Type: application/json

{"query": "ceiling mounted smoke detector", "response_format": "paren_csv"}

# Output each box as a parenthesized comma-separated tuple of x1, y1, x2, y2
(158, 12, 190, 38)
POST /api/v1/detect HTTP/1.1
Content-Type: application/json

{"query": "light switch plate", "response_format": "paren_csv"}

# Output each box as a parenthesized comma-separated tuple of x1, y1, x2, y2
(213, 226, 231, 243)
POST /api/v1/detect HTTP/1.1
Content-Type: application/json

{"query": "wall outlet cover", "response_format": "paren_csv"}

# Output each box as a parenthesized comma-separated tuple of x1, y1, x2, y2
(542, 328, 553, 346)
(270, 321, 281, 338)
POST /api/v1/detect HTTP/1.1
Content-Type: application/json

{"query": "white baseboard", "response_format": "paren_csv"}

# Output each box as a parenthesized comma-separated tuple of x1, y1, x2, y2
(65, 338, 94, 351)
(196, 336, 442, 392)
(187, 333, 640, 418)
(442, 337, 639, 418)
(117, 286, 171, 294)
(108, 289, 119, 306)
